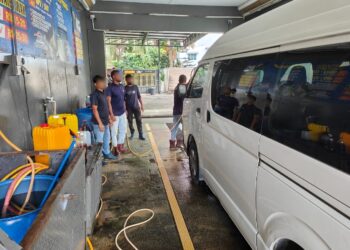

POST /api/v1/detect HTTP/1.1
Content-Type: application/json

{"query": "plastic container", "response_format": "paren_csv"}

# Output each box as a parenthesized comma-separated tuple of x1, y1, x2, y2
(33, 124, 71, 164)
(340, 132, 350, 153)
(76, 108, 93, 130)
(48, 114, 79, 133)
(0, 175, 55, 243)
(307, 123, 329, 134)
(77, 131, 92, 147)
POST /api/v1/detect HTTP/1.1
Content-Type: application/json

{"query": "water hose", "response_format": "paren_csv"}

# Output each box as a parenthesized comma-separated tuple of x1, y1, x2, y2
(95, 198, 103, 219)
(115, 209, 155, 250)
(101, 174, 107, 186)
(39, 140, 75, 208)
(1, 163, 48, 181)
(2, 167, 34, 217)
(86, 237, 94, 250)
(169, 116, 183, 132)
(126, 135, 153, 157)
(0, 130, 36, 215)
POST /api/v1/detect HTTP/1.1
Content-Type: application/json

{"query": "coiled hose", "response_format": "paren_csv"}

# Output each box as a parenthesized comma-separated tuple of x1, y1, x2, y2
(0, 130, 36, 216)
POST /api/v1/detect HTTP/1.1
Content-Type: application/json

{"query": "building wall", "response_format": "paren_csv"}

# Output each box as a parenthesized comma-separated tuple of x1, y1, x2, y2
(163, 67, 194, 92)
(0, 2, 92, 151)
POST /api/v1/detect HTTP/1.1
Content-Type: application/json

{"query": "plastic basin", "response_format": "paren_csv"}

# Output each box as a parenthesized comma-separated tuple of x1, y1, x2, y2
(0, 175, 55, 243)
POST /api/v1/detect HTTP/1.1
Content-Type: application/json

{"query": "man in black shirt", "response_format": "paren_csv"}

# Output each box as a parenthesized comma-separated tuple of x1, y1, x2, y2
(215, 87, 239, 120)
(125, 74, 145, 140)
(170, 74, 187, 149)
(91, 75, 117, 160)
(236, 94, 262, 131)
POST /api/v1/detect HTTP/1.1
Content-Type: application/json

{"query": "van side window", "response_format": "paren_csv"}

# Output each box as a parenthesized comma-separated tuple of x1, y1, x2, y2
(211, 55, 278, 132)
(264, 50, 350, 174)
(188, 64, 209, 98)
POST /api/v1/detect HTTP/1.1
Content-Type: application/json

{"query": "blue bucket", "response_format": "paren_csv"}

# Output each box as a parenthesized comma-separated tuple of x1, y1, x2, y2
(0, 175, 55, 243)
(76, 108, 93, 130)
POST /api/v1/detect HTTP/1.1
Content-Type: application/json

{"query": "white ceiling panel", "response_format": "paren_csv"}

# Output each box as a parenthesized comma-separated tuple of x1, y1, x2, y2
(101, 0, 250, 6)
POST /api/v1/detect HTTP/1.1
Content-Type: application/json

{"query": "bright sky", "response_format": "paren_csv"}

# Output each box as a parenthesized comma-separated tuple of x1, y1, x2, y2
(188, 33, 222, 62)
(195, 33, 223, 48)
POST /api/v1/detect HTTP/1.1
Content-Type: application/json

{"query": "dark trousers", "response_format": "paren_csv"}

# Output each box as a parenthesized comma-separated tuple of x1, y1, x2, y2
(127, 109, 143, 135)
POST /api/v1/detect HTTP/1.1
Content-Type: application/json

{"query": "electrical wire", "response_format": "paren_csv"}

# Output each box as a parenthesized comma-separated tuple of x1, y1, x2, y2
(115, 209, 155, 250)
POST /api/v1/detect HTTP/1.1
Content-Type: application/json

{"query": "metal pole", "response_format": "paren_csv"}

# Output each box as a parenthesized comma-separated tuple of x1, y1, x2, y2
(157, 40, 161, 94)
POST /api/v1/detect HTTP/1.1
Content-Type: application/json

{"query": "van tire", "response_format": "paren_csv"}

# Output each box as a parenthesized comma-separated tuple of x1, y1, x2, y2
(188, 140, 200, 185)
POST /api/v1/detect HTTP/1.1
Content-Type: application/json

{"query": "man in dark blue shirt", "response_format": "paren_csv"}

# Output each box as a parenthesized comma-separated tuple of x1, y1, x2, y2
(236, 94, 262, 131)
(214, 87, 239, 120)
(170, 74, 188, 149)
(91, 75, 117, 160)
(125, 74, 145, 140)
(106, 70, 128, 155)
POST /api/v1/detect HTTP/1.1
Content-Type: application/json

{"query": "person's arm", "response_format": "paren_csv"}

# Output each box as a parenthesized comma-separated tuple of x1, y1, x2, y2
(106, 87, 116, 122)
(91, 94, 105, 132)
(235, 112, 241, 123)
(235, 105, 242, 123)
(137, 86, 144, 112)
(250, 108, 261, 130)
(92, 105, 105, 132)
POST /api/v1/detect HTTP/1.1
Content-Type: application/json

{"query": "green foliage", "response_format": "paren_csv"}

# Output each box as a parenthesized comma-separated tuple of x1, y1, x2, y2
(109, 45, 170, 70)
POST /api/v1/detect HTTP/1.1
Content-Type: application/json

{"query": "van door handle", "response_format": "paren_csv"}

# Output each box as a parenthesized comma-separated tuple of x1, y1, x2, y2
(207, 111, 211, 123)
(196, 108, 201, 114)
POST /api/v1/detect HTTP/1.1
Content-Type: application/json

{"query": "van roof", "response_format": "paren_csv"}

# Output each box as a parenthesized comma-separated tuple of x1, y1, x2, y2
(202, 0, 350, 61)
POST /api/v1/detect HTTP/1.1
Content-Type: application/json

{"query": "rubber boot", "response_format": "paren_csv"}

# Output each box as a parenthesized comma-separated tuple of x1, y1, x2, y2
(129, 132, 134, 140)
(169, 140, 176, 150)
(117, 144, 129, 154)
(112, 146, 119, 157)
(139, 133, 146, 141)
(176, 139, 184, 148)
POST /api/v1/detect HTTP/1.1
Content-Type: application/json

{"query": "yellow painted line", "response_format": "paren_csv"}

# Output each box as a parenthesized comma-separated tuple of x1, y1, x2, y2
(145, 123, 151, 132)
(146, 123, 195, 250)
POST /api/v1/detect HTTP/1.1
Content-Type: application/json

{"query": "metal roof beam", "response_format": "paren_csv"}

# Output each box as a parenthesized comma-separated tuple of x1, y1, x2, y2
(91, 1, 242, 17)
(92, 13, 243, 33)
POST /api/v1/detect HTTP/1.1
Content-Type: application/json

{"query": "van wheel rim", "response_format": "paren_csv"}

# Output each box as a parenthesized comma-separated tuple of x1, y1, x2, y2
(189, 148, 197, 177)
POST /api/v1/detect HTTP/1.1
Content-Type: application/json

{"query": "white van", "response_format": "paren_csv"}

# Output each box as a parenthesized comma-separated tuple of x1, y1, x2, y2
(182, 1, 350, 249)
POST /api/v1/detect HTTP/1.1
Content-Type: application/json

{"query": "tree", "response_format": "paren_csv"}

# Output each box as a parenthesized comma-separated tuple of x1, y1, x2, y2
(106, 43, 177, 70)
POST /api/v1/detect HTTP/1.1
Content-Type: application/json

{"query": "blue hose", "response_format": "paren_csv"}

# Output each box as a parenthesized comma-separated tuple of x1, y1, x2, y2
(39, 140, 76, 208)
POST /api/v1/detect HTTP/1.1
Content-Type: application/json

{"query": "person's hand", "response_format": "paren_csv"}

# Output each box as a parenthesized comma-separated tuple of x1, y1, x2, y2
(141, 106, 144, 112)
(98, 123, 105, 132)
(111, 116, 116, 122)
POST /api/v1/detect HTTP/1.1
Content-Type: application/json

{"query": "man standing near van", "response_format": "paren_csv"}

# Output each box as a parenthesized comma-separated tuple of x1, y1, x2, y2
(106, 70, 128, 155)
(125, 74, 145, 140)
(170, 74, 188, 149)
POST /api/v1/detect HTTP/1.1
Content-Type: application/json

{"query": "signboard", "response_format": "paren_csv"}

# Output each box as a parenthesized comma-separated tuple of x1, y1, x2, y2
(0, 0, 13, 53)
(72, 8, 83, 64)
(15, 0, 55, 58)
(52, 0, 75, 63)
(0, 0, 83, 64)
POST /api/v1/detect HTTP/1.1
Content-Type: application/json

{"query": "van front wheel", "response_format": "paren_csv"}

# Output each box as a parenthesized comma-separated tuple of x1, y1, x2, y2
(188, 141, 200, 185)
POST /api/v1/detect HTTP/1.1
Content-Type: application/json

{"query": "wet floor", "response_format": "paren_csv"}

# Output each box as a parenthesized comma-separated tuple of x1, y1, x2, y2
(91, 118, 250, 250)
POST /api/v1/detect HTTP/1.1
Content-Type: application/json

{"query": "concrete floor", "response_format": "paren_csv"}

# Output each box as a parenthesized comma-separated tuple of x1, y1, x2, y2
(91, 118, 250, 250)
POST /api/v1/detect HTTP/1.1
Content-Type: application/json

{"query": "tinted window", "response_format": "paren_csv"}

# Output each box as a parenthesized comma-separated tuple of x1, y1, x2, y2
(212, 47, 350, 175)
(188, 64, 209, 98)
(264, 49, 350, 174)
(212, 55, 279, 132)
